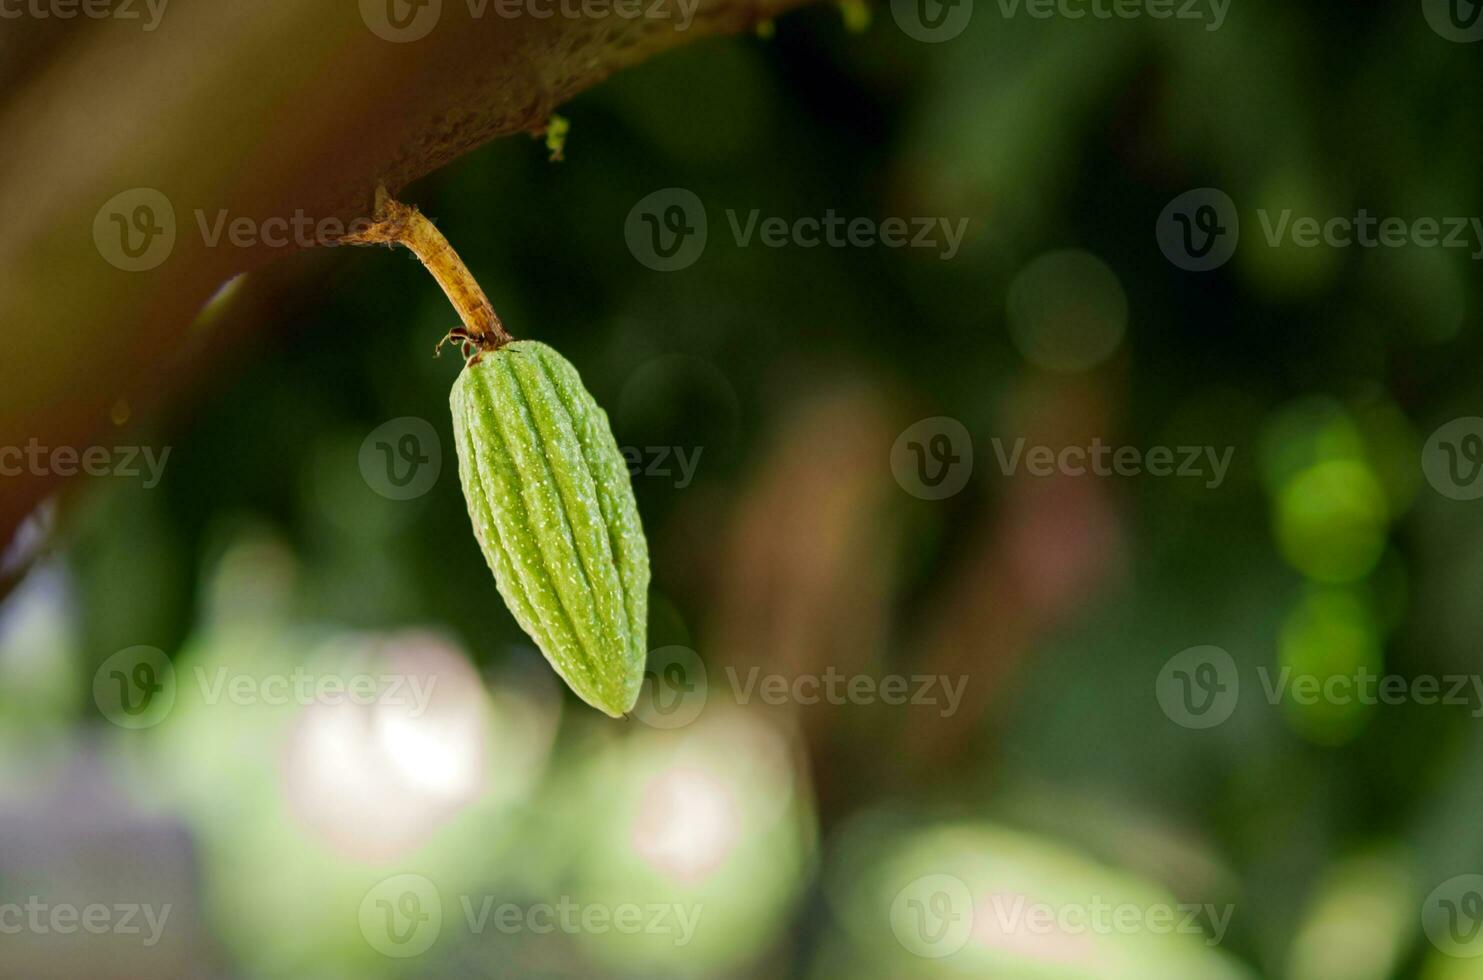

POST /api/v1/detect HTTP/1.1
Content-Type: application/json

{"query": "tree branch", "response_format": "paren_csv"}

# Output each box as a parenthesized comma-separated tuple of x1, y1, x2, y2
(0, 1, 810, 555)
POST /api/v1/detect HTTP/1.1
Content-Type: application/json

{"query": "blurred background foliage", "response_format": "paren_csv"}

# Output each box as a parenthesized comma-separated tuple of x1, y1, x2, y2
(3, 0, 1483, 977)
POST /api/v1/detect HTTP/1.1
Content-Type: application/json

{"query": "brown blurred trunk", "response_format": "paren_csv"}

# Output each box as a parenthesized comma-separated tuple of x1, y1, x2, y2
(0, 0, 805, 565)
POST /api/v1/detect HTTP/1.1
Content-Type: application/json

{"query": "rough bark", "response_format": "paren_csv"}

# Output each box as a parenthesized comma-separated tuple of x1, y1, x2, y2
(0, 0, 800, 561)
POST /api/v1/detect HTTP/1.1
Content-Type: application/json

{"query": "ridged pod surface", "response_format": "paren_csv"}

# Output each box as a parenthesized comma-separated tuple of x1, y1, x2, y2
(450, 340, 649, 717)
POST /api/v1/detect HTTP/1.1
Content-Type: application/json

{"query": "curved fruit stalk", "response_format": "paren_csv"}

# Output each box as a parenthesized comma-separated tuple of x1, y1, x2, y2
(346, 188, 649, 716)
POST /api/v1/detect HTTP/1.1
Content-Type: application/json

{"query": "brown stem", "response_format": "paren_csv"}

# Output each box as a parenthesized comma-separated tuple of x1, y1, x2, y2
(343, 186, 512, 350)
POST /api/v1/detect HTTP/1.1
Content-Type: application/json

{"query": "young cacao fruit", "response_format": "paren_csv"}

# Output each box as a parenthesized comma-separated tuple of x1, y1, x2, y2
(450, 340, 649, 717)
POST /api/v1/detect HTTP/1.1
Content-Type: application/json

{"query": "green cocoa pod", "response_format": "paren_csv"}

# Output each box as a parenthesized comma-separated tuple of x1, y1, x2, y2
(450, 340, 649, 717)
